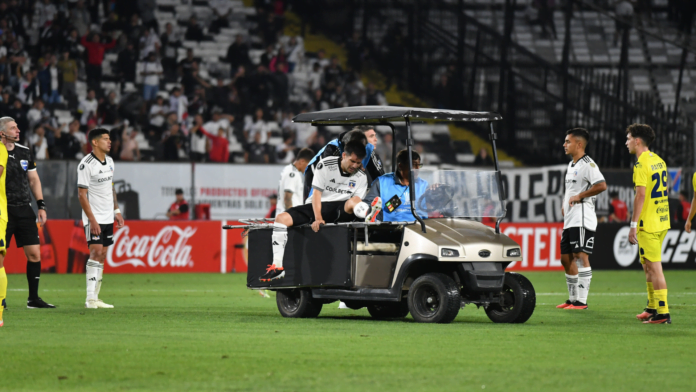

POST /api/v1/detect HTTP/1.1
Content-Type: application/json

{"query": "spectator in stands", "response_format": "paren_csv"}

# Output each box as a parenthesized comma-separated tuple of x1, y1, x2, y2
(209, 0, 232, 34)
(81, 31, 118, 92)
(57, 50, 78, 107)
(40, 54, 61, 105)
(62, 29, 82, 60)
(226, 35, 251, 76)
(265, 194, 277, 219)
(272, 62, 289, 110)
(169, 87, 188, 122)
(328, 84, 347, 108)
(474, 147, 494, 166)
(311, 88, 330, 111)
(162, 123, 184, 161)
(675, 191, 691, 223)
(138, 0, 158, 33)
(324, 55, 343, 87)
(345, 72, 365, 106)
(376, 132, 397, 170)
(119, 128, 140, 161)
(140, 52, 163, 102)
(189, 114, 209, 162)
(291, 108, 314, 149)
(197, 123, 230, 163)
(345, 32, 365, 72)
(185, 16, 209, 42)
(232, 65, 251, 112)
(139, 28, 161, 60)
(70, 0, 91, 37)
(179, 50, 199, 95)
(249, 64, 272, 110)
(99, 91, 120, 125)
(149, 95, 167, 130)
(29, 125, 49, 160)
(101, 12, 124, 35)
(160, 23, 182, 83)
(245, 108, 270, 144)
(269, 47, 288, 73)
(166, 188, 189, 220)
(245, 131, 269, 163)
(314, 49, 330, 69)
(18, 69, 39, 105)
(57, 119, 86, 159)
(608, 191, 628, 222)
(188, 84, 209, 117)
(614, 0, 634, 47)
(275, 134, 296, 164)
(285, 36, 303, 73)
(7, 98, 28, 144)
(260, 44, 275, 68)
(78, 89, 98, 126)
(116, 41, 138, 89)
(27, 98, 49, 131)
(36, 0, 58, 28)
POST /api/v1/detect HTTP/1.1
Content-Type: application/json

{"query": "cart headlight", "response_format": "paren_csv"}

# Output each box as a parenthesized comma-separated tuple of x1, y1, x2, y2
(506, 248, 521, 257)
(441, 248, 459, 257)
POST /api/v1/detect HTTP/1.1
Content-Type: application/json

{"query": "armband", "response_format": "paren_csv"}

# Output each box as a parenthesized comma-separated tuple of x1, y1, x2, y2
(114, 209, 122, 215)
(630, 221, 637, 229)
(37, 200, 46, 210)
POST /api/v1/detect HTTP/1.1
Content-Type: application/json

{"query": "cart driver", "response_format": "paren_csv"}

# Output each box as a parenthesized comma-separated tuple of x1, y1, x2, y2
(260, 141, 369, 282)
(355, 149, 428, 222)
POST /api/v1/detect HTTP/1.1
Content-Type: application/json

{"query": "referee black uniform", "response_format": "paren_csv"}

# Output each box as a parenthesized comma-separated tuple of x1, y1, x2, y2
(5, 143, 54, 308)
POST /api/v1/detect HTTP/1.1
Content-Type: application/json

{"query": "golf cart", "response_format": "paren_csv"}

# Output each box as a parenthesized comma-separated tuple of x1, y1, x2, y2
(224, 106, 535, 324)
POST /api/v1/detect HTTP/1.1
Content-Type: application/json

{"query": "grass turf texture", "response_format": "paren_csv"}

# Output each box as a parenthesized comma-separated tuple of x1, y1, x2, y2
(2, 271, 696, 392)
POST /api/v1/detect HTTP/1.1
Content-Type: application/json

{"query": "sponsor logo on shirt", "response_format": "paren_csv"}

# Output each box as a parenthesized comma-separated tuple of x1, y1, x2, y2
(98, 176, 113, 183)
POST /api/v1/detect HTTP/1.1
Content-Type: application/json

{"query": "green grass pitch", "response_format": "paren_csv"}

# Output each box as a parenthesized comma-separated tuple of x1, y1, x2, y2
(2, 271, 695, 392)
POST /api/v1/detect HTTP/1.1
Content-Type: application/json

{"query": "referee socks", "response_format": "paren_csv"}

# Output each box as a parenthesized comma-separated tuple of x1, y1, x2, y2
(271, 222, 288, 268)
(26, 261, 41, 300)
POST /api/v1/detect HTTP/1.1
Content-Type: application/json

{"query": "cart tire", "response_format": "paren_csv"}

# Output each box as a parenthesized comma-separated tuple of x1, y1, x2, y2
(407, 273, 461, 323)
(484, 272, 536, 324)
(367, 300, 409, 320)
(276, 289, 323, 318)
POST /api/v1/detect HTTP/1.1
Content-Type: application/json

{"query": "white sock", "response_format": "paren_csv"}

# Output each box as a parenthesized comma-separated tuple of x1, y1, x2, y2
(577, 267, 592, 304)
(86, 260, 100, 301)
(272, 222, 288, 268)
(95, 264, 104, 299)
(565, 273, 578, 302)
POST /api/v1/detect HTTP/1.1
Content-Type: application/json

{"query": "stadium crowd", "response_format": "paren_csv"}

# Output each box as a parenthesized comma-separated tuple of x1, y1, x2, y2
(0, 0, 389, 164)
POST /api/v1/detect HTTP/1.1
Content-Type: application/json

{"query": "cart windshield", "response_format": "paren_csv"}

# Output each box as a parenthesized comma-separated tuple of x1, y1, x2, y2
(412, 170, 505, 220)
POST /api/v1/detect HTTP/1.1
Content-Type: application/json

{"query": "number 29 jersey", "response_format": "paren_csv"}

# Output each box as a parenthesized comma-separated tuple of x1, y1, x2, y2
(633, 151, 670, 233)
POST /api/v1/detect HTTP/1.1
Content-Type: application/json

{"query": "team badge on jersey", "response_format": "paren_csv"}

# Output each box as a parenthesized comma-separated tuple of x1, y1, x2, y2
(20, 160, 28, 171)
(349, 180, 356, 189)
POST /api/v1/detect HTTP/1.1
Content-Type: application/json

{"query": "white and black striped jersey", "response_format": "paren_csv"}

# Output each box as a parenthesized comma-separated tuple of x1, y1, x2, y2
(306, 156, 368, 203)
(563, 155, 605, 231)
(77, 153, 115, 225)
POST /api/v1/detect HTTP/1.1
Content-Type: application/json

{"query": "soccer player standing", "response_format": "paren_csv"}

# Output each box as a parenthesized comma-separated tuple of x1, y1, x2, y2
(77, 128, 124, 309)
(0, 141, 9, 326)
(276, 148, 314, 215)
(0, 117, 55, 309)
(558, 128, 607, 310)
(626, 124, 671, 324)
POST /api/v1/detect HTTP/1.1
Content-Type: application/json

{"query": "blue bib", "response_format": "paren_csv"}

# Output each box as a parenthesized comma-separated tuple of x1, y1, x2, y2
(378, 173, 428, 222)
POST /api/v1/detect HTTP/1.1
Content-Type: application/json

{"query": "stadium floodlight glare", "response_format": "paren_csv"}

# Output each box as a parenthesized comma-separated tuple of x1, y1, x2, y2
(441, 248, 459, 257)
(506, 248, 521, 257)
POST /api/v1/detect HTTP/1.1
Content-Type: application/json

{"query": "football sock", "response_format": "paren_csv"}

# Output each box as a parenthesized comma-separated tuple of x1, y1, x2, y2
(86, 260, 100, 301)
(95, 263, 104, 298)
(26, 261, 41, 300)
(565, 273, 579, 302)
(0, 267, 7, 320)
(271, 222, 288, 268)
(577, 267, 592, 304)
(646, 282, 656, 309)
(654, 289, 669, 314)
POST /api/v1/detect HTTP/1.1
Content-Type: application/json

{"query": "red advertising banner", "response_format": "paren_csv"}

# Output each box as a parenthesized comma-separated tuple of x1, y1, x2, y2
(499, 223, 565, 271)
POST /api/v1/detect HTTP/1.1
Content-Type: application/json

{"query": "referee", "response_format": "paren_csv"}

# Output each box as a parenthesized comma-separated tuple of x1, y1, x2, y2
(0, 117, 55, 309)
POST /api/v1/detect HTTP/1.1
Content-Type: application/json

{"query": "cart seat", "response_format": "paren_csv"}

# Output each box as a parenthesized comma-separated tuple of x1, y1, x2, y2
(356, 242, 399, 253)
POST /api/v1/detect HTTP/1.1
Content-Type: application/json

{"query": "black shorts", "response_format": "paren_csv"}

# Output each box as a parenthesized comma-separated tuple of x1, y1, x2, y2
(85, 223, 114, 247)
(286, 200, 355, 227)
(560, 227, 595, 255)
(7, 205, 40, 248)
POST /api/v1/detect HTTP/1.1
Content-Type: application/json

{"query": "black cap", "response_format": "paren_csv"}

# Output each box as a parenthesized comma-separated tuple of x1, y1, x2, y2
(175, 188, 184, 195)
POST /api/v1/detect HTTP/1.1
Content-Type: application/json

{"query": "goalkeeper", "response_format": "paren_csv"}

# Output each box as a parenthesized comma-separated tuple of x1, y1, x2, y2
(355, 150, 428, 222)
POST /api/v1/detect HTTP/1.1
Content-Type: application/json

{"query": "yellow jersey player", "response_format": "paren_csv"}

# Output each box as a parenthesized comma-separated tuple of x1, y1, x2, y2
(684, 172, 696, 234)
(0, 142, 8, 327)
(626, 124, 671, 324)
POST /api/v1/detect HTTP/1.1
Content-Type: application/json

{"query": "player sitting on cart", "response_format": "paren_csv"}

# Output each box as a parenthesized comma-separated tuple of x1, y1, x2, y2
(260, 140, 369, 282)
(355, 149, 429, 222)
(302, 126, 384, 201)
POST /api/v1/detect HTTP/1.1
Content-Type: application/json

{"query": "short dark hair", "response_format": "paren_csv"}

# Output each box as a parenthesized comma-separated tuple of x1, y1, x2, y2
(296, 148, 315, 162)
(609, 191, 619, 198)
(344, 140, 367, 159)
(88, 128, 110, 144)
(566, 128, 590, 147)
(626, 123, 655, 147)
(396, 149, 421, 169)
(680, 190, 688, 198)
(351, 125, 375, 134)
(175, 188, 184, 195)
(342, 129, 367, 145)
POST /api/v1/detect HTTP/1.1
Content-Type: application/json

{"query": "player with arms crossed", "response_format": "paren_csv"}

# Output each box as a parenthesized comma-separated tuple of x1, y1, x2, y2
(0, 141, 9, 325)
(558, 128, 607, 310)
(276, 148, 314, 215)
(0, 117, 55, 309)
(626, 124, 671, 324)
(260, 141, 368, 282)
(77, 128, 124, 309)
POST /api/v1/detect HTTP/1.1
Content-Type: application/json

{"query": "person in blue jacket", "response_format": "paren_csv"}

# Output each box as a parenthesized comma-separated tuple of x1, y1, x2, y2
(357, 149, 428, 222)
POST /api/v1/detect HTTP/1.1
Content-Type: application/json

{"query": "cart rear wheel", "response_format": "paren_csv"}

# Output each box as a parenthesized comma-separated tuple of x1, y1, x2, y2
(484, 272, 536, 323)
(408, 273, 461, 323)
(276, 289, 323, 318)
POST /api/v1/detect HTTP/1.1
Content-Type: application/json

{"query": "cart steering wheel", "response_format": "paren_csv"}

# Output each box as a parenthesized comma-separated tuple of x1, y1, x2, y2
(415, 184, 454, 215)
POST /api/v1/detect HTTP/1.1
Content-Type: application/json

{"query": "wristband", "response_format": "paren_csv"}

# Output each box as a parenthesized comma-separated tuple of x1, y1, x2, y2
(114, 209, 121, 215)
(37, 199, 46, 210)
(630, 222, 637, 228)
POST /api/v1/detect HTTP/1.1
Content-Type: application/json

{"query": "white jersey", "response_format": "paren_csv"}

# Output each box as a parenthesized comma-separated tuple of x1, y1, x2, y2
(563, 155, 605, 230)
(306, 156, 368, 203)
(77, 153, 115, 225)
(276, 163, 304, 214)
